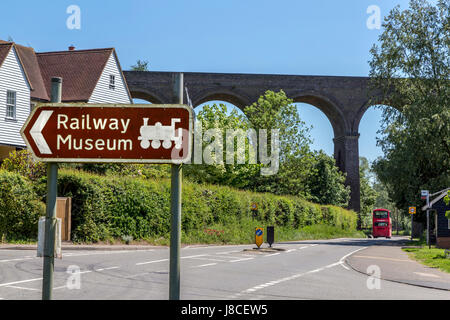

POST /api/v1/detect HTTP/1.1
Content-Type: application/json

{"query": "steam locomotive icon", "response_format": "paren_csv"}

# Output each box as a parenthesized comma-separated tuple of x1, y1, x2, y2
(138, 118, 183, 150)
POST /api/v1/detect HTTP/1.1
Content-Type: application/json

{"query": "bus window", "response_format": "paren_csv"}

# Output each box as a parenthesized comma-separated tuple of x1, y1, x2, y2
(374, 222, 388, 227)
(374, 211, 388, 219)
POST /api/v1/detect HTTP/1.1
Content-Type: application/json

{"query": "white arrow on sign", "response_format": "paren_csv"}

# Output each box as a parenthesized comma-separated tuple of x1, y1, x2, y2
(30, 110, 53, 154)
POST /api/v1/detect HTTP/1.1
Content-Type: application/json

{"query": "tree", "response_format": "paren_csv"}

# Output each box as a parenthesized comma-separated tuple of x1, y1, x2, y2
(359, 157, 377, 228)
(369, 0, 450, 222)
(183, 103, 260, 188)
(306, 151, 350, 207)
(130, 59, 149, 71)
(244, 90, 315, 198)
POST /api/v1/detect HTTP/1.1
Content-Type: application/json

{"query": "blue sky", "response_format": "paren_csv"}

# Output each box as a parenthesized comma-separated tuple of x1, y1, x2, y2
(0, 0, 413, 163)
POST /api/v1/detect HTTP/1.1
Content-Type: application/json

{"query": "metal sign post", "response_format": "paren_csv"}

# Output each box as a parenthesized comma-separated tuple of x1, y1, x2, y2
(169, 72, 183, 300)
(42, 77, 62, 300)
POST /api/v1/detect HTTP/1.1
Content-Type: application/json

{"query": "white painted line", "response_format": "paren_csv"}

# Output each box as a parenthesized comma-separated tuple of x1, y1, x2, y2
(6, 285, 40, 291)
(180, 254, 207, 259)
(78, 270, 93, 275)
(231, 247, 368, 298)
(339, 247, 367, 265)
(194, 263, 217, 268)
(95, 266, 120, 272)
(285, 249, 297, 253)
(0, 257, 34, 263)
(229, 257, 254, 263)
(216, 250, 240, 255)
(263, 253, 281, 258)
(54, 285, 68, 290)
(0, 277, 42, 288)
(188, 257, 228, 262)
(136, 259, 168, 266)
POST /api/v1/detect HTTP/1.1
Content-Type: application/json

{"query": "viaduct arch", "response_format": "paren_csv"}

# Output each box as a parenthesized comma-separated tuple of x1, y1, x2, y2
(124, 71, 381, 213)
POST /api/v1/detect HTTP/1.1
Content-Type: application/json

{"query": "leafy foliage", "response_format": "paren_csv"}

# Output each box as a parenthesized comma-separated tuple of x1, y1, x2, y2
(0, 170, 44, 241)
(0, 149, 46, 181)
(54, 169, 357, 243)
(130, 59, 149, 71)
(370, 0, 450, 220)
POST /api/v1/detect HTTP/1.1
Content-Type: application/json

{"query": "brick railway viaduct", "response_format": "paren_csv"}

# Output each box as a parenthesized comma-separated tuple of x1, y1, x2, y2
(124, 71, 383, 213)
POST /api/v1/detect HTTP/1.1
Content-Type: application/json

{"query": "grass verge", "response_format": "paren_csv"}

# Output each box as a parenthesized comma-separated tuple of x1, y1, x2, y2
(403, 240, 450, 274)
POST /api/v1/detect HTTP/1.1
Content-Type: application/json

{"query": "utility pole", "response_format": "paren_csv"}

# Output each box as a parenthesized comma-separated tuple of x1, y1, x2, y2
(42, 77, 62, 300)
(169, 73, 183, 300)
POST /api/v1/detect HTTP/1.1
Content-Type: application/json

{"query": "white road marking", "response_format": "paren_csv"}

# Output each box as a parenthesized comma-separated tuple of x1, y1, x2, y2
(414, 272, 440, 278)
(229, 257, 254, 263)
(136, 259, 168, 266)
(0, 277, 42, 288)
(188, 257, 228, 262)
(6, 285, 40, 291)
(286, 249, 297, 253)
(194, 263, 217, 268)
(0, 257, 34, 263)
(230, 247, 367, 298)
(263, 253, 280, 257)
(216, 250, 240, 255)
(95, 266, 120, 272)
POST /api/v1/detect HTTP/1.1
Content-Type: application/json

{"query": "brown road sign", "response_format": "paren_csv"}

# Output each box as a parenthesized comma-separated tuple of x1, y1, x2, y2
(21, 104, 193, 164)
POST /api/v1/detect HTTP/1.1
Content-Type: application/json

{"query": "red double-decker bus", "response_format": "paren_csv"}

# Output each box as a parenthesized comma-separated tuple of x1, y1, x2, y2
(372, 208, 392, 238)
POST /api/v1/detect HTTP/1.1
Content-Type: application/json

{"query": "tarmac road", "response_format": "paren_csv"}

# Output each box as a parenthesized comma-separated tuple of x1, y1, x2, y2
(0, 237, 449, 300)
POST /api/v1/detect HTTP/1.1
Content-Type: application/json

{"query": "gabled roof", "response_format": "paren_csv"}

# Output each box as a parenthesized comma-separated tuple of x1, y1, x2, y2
(15, 44, 49, 101)
(422, 188, 450, 211)
(0, 41, 13, 68)
(0, 41, 49, 100)
(0, 41, 131, 103)
(36, 48, 114, 102)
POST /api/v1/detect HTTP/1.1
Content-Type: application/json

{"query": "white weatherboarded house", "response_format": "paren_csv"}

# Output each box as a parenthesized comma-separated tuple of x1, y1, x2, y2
(0, 42, 31, 157)
(0, 43, 132, 159)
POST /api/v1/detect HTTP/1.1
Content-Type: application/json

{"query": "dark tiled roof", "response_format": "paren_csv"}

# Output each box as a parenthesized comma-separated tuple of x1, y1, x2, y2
(37, 48, 114, 102)
(0, 42, 13, 68)
(15, 44, 49, 101)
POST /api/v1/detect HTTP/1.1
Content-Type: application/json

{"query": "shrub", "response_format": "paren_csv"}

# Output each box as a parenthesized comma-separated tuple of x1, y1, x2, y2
(50, 169, 359, 243)
(0, 170, 44, 241)
(0, 150, 46, 181)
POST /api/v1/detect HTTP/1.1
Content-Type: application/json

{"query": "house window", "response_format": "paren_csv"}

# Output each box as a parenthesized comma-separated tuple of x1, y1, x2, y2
(6, 90, 16, 119)
(109, 75, 115, 90)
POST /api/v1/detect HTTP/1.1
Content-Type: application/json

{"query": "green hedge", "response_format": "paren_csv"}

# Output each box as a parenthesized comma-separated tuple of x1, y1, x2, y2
(54, 169, 357, 243)
(0, 170, 45, 241)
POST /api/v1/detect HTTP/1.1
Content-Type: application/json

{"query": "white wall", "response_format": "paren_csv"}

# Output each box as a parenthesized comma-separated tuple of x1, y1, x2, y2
(89, 52, 132, 104)
(0, 47, 30, 147)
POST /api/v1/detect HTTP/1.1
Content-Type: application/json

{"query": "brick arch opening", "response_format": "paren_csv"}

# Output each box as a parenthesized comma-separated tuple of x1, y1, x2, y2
(129, 89, 164, 104)
(292, 93, 349, 139)
(191, 90, 251, 112)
